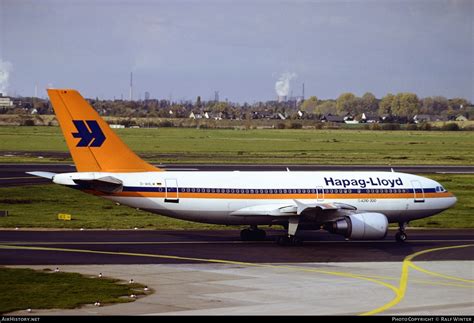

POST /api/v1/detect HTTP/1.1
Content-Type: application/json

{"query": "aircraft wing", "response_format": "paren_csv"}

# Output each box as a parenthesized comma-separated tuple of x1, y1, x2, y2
(230, 200, 356, 217)
(293, 200, 356, 215)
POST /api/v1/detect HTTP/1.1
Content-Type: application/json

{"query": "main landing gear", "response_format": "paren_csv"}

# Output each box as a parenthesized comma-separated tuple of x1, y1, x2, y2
(276, 235, 303, 246)
(240, 226, 266, 241)
(276, 217, 303, 246)
(395, 222, 408, 242)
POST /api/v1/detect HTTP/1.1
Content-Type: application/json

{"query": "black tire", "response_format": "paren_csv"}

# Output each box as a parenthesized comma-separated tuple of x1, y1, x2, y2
(241, 228, 266, 241)
(240, 229, 252, 241)
(276, 236, 302, 246)
(292, 237, 303, 246)
(395, 231, 407, 242)
(255, 229, 266, 241)
(277, 236, 290, 246)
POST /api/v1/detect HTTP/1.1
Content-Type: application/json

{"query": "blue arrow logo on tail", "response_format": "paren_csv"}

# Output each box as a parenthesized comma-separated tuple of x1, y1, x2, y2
(72, 120, 106, 147)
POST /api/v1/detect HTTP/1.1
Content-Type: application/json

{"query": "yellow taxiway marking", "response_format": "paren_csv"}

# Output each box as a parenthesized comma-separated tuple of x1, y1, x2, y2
(2, 241, 469, 288)
(3, 239, 474, 246)
(0, 243, 472, 315)
(360, 244, 473, 316)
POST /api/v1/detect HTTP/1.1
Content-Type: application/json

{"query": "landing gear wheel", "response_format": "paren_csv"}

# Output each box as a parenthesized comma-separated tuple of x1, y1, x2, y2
(276, 236, 303, 246)
(395, 221, 408, 242)
(240, 228, 266, 241)
(395, 231, 407, 242)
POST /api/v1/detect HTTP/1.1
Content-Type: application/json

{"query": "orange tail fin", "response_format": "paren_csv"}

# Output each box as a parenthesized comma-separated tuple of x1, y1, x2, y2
(47, 89, 161, 172)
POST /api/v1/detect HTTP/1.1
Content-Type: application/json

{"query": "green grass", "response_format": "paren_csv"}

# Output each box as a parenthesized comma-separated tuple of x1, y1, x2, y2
(0, 267, 146, 314)
(0, 184, 222, 230)
(0, 126, 473, 165)
(0, 174, 472, 229)
(410, 174, 474, 228)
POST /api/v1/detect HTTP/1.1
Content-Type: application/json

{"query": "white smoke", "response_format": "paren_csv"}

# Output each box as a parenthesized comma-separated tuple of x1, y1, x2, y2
(0, 60, 13, 95)
(275, 72, 297, 96)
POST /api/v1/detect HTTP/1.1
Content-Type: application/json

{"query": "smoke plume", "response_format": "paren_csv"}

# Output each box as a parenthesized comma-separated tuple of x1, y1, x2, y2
(0, 60, 13, 95)
(275, 72, 297, 96)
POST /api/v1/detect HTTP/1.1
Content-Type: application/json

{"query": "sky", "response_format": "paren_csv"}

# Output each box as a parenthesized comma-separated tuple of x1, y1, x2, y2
(1, 0, 473, 103)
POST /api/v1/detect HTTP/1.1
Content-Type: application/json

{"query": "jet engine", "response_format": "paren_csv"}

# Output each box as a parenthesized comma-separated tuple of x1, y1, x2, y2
(325, 213, 388, 240)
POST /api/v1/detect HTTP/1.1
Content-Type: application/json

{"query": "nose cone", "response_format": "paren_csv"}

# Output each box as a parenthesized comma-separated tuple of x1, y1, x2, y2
(447, 194, 457, 209)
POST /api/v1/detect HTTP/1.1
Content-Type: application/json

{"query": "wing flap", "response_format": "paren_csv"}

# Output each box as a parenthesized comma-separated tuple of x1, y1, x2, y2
(231, 200, 357, 217)
(230, 204, 297, 217)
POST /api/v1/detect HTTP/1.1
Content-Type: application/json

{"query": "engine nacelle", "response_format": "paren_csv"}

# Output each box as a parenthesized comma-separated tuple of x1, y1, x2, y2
(325, 213, 388, 240)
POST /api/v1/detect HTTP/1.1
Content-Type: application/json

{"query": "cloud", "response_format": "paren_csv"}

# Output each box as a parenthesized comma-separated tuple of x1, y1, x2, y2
(0, 60, 13, 95)
(275, 72, 297, 96)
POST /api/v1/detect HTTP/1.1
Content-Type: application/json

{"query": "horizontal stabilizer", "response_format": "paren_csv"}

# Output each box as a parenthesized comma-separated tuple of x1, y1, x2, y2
(26, 171, 57, 180)
(73, 176, 123, 193)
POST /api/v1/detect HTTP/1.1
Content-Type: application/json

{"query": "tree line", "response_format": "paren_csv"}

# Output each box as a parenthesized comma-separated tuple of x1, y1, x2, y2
(301, 92, 471, 119)
(2, 92, 472, 121)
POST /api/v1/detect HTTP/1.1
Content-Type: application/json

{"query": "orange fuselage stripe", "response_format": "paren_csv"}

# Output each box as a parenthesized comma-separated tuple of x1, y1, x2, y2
(91, 191, 453, 200)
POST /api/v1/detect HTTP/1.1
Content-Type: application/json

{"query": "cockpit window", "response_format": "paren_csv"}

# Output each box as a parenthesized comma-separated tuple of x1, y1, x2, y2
(436, 186, 447, 192)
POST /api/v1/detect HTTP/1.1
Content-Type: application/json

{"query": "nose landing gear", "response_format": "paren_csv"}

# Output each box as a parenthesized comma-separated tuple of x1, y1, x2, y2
(395, 222, 408, 242)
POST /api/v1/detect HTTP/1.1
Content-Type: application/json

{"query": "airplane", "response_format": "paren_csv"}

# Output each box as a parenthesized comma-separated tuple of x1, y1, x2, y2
(28, 89, 457, 246)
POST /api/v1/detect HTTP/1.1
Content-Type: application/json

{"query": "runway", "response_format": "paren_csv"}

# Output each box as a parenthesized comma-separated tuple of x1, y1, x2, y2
(1, 229, 473, 265)
(1, 163, 473, 187)
(2, 229, 473, 315)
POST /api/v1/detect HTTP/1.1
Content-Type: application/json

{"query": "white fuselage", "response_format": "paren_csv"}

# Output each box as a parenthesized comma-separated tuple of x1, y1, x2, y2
(53, 171, 457, 226)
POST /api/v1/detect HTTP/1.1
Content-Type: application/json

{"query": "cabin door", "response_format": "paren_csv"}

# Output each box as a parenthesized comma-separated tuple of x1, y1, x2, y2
(411, 180, 425, 203)
(165, 179, 179, 203)
(316, 186, 324, 202)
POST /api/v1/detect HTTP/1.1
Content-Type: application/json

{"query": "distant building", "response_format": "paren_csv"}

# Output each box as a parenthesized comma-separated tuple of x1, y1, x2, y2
(110, 124, 125, 129)
(413, 114, 446, 123)
(320, 114, 344, 123)
(189, 112, 203, 119)
(380, 114, 393, 123)
(344, 115, 359, 124)
(361, 112, 378, 123)
(0, 94, 14, 108)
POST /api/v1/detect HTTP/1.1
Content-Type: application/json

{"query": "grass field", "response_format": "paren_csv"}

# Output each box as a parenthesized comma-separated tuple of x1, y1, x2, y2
(0, 126, 473, 165)
(0, 267, 146, 314)
(0, 173, 472, 229)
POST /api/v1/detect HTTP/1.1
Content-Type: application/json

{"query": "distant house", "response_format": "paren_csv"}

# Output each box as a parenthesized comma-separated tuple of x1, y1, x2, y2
(189, 112, 203, 119)
(0, 95, 14, 108)
(361, 112, 378, 123)
(380, 114, 393, 123)
(320, 114, 344, 123)
(344, 115, 359, 124)
(110, 124, 125, 129)
(455, 115, 468, 122)
(413, 114, 445, 123)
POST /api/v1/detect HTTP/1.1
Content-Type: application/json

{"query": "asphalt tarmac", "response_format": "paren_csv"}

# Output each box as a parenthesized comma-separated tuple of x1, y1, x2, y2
(1, 163, 473, 187)
(1, 229, 472, 265)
